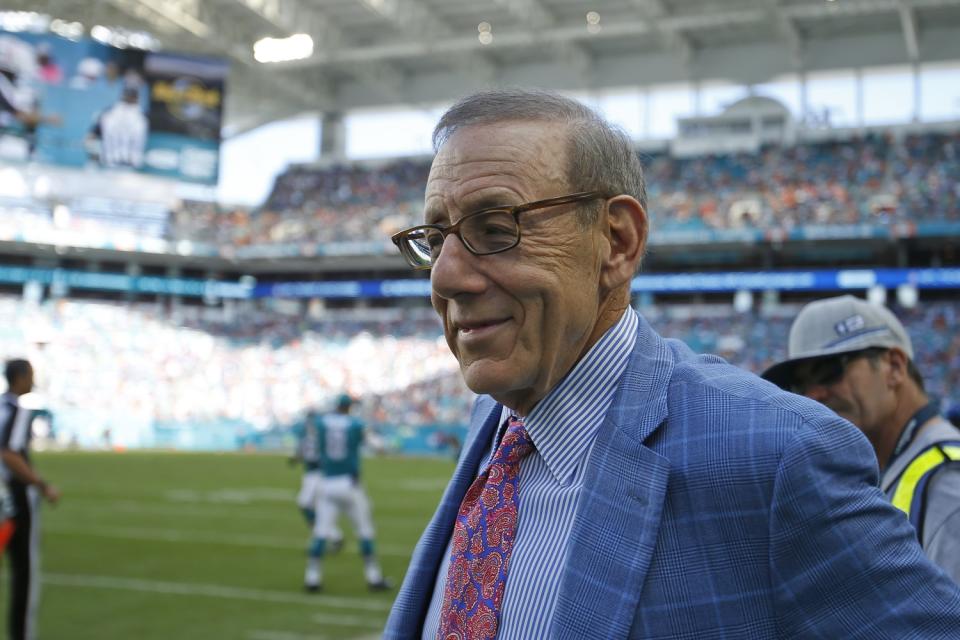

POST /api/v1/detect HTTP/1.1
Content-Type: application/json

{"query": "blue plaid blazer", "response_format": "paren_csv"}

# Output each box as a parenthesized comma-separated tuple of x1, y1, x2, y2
(385, 314, 960, 639)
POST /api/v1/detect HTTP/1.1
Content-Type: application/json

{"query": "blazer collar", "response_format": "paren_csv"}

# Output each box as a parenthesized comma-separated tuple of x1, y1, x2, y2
(551, 311, 675, 638)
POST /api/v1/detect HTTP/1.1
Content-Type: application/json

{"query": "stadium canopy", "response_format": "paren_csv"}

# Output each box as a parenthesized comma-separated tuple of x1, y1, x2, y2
(4, 0, 960, 138)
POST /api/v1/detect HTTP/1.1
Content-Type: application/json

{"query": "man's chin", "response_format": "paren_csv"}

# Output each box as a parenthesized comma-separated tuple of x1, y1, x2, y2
(460, 359, 521, 397)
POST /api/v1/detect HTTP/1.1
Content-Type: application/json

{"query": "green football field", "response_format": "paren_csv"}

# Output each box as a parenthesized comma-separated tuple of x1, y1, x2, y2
(24, 451, 456, 640)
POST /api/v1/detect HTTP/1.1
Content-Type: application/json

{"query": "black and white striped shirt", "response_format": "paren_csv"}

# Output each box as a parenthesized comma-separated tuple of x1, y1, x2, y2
(0, 392, 32, 481)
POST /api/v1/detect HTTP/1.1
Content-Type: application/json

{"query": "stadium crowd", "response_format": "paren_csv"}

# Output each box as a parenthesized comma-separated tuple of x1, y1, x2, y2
(168, 130, 959, 247)
(4, 132, 958, 252)
(0, 294, 955, 450)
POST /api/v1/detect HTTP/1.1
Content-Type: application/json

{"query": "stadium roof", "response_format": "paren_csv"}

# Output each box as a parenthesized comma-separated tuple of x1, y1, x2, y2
(10, 0, 960, 136)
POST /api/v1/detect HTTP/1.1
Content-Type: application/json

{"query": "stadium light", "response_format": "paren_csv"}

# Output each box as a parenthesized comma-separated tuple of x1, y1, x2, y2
(867, 284, 888, 306)
(586, 11, 601, 34)
(897, 284, 919, 309)
(53, 204, 71, 228)
(91, 24, 160, 50)
(0, 11, 49, 33)
(253, 34, 314, 63)
(478, 21, 493, 45)
(50, 19, 84, 41)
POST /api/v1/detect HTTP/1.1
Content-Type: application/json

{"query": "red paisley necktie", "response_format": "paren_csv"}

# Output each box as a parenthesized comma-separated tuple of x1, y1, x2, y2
(437, 415, 533, 640)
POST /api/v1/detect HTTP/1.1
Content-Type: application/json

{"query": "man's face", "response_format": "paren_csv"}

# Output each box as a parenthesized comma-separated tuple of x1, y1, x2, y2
(795, 350, 895, 443)
(425, 120, 612, 415)
(14, 365, 33, 395)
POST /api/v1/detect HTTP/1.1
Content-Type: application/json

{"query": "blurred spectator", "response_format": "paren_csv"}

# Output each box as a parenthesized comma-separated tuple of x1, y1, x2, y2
(3, 131, 959, 250)
(170, 131, 960, 246)
(35, 43, 63, 85)
(0, 295, 955, 450)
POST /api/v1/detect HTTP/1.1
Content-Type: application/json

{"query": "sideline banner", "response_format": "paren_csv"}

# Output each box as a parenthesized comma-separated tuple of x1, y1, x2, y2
(0, 30, 227, 184)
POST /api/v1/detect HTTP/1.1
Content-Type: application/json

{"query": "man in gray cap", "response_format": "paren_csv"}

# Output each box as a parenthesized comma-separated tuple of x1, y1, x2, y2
(763, 294, 960, 581)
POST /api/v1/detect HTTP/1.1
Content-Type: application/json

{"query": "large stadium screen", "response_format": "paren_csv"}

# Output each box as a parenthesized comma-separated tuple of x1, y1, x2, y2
(0, 30, 227, 184)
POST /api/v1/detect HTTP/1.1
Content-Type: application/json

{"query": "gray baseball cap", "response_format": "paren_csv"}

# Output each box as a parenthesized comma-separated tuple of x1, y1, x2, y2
(761, 295, 913, 389)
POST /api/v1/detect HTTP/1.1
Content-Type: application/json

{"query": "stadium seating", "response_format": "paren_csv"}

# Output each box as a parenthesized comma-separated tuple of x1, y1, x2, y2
(4, 132, 959, 252)
(0, 295, 956, 451)
(183, 131, 960, 246)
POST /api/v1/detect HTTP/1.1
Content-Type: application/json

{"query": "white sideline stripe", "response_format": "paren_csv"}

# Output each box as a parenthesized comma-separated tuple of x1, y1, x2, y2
(43, 524, 412, 556)
(42, 573, 392, 611)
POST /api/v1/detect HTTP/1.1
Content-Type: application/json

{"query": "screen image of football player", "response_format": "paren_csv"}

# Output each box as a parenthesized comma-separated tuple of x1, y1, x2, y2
(304, 394, 390, 592)
(87, 85, 148, 168)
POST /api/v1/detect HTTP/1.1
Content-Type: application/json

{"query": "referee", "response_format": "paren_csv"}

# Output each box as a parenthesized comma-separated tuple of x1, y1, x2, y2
(0, 359, 60, 640)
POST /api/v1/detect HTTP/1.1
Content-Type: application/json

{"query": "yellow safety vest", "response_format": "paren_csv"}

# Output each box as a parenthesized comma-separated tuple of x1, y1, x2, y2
(890, 442, 960, 539)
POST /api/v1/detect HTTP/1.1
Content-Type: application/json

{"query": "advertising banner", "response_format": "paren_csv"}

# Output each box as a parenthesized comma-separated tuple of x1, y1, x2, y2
(0, 30, 227, 184)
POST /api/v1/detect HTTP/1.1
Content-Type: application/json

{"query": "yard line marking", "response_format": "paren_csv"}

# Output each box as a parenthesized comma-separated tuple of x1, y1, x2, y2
(165, 488, 294, 503)
(311, 613, 383, 628)
(42, 573, 392, 611)
(392, 479, 450, 491)
(57, 501, 293, 521)
(247, 631, 381, 640)
(58, 501, 430, 528)
(43, 523, 415, 557)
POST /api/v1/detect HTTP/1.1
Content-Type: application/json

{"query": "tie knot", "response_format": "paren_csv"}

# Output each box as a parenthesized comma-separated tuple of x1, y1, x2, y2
(496, 415, 534, 463)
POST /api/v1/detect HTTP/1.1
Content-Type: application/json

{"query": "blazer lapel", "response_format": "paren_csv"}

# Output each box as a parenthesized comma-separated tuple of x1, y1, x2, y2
(552, 314, 674, 639)
(386, 398, 502, 636)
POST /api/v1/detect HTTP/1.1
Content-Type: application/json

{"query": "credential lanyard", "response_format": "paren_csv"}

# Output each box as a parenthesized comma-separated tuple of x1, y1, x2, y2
(886, 400, 941, 470)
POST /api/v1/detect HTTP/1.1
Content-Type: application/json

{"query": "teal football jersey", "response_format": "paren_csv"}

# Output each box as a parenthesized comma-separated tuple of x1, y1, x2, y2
(317, 413, 364, 478)
(294, 418, 321, 471)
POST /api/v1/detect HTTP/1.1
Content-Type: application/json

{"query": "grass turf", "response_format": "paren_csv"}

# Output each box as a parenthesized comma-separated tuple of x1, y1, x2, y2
(25, 450, 455, 639)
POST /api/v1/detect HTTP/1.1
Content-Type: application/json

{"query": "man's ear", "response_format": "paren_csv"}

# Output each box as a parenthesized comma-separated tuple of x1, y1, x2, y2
(885, 347, 910, 388)
(599, 195, 647, 292)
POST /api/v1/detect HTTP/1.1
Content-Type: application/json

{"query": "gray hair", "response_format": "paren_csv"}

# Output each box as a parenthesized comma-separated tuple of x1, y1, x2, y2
(432, 88, 647, 217)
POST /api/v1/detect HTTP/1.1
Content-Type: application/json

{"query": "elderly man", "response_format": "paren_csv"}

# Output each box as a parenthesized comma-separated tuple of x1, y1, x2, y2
(385, 89, 960, 640)
(763, 295, 960, 582)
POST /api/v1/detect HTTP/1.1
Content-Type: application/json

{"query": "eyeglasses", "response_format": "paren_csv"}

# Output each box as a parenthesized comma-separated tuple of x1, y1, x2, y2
(391, 191, 607, 270)
(790, 348, 886, 395)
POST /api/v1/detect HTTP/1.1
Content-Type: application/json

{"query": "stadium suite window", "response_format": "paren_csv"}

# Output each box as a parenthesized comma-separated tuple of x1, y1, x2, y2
(649, 83, 696, 139)
(218, 116, 320, 206)
(345, 107, 447, 159)
(594, 90, 646, 140)
(805, 69, 858, 128)
(920, 62, 960, 122)
(862, 65, 914, 125)
(698, 82, 750, 117)
(752, 74, 802, 117)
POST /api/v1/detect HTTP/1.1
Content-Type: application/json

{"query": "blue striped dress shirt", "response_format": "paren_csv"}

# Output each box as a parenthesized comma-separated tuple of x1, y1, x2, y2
(421, 308, 639, 639)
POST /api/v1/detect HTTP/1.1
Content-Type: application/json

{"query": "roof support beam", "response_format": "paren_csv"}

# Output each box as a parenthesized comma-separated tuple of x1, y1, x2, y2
(762, 0, 803, 68)
(231, 0, 416, 104)
(490, 0, 594, 80)
(628, 0, 695, 66)
(898, 3, 920, 61)
(356, 0, 499, 90)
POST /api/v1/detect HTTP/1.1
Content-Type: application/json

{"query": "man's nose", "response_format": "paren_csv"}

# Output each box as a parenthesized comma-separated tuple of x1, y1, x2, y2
(430, 234, 486, 299)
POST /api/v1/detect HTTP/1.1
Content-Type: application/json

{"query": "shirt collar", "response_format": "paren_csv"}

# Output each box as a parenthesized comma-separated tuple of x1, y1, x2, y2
(502, 308, 639, 486)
